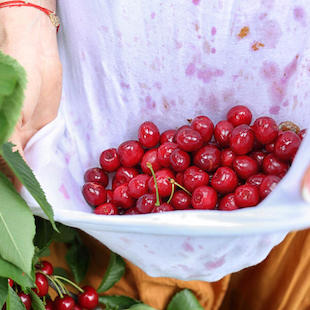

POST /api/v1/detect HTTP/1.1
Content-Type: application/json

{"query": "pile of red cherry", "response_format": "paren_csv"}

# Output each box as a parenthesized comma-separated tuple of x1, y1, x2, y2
(82, 105, 306, 214)
(7, 261, 98, 309)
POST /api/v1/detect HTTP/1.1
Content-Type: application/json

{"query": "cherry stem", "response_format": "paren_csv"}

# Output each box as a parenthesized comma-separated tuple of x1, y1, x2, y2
(168, 178, 192, 196)
(54, 275, 84, 293)
(54, 277, 69, 296)
(167, 183, 175, 204)
(45, 274, 63, 298)
(146, 162, 160, 206)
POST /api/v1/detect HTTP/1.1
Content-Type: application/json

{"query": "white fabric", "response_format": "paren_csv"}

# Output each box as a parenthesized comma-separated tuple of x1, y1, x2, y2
(22, 0, 310, 281)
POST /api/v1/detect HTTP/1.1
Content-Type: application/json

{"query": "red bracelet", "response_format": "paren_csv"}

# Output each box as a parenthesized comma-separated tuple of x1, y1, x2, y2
(0, 0, 60, 32)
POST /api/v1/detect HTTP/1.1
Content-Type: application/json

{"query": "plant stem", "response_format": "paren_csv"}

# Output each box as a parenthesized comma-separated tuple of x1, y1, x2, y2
(54, 277, 68, 296)
(45, 274, 63, 298)
(54, 275, 84, 293)
(168, 178, 192, 196)
(146, 162, 160, 206)
(167, 183, 175, 204)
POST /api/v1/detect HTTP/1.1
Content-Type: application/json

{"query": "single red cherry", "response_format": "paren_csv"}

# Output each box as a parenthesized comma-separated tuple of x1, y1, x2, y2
(211, 167, 238, 194)
(54, 295, 75, 310)
(106, 190, 113, 202)
(252, 116, 278, 144)
(125, 207, 141, 215)
(152, 203, 174, 213)
(235, 184, 260, 208)
(8, 279, 13, 287)
(191, 186, 217, 210)
(78, 286, 98, 309)
(18, 293, 31, 310)
(112, 178, 123, 191)
(128, 174, 150, 198)
(34, 273, 49, 297)
(230, 125, 255, 155)
(298, 128, 307, 140)
(112, 184, 135, 209)
(84, 168, 108, 187)
(73, 305, 82, 310)
(227, 105, 252, 127)
(45, 298, 54, 310)
(233, 155, 259, 179)
(183, 166, 209, 192)
(138, 121, 160, 148)
(36, 260, 53, 275)
(250, 151, 266, 168)
(160, 129, 177, 144)
(169, 149, 191, 172)
(175, 172, 184, 186)
(190, 115, 214, 143)
(274, 131, 301, 161)
(175, 128, 203, 152)
(157, 142, 178, 167)
(219, 193, 238, 211)
(193, 145, 221, 172)
(136, 193, 156, 213)
(148, 169, 174, 197)
(99, 148, 120, 172)
(262, 153, 288, 176)
(265, 142, 275, 152)
(94, 203, 118, 215)
(221, 148, 236, 167)
(82, 182, 107, 206)
(118, 140, 144, 167)
(246, 173, 266, 188)
(214, 120, 234, 147)
(114, 167, 139, 185)
(141, 149, 162, 175)
(171, 190, 192, 210)
(259, 175, 281, 199)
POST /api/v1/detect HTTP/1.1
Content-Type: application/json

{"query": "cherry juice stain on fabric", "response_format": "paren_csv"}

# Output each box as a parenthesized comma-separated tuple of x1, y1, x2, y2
(150, 12, 156, 19)
(204, 256, 225, 270)
(192, 0, 201, 5)
(211, 26, 217, 36)
(182, 241, 194, 252)
(145, 95, 156, 109)
(294, 6, 306, 26)
(59, 184, 70, 200)
(197, 67, 224, 83)
(251, 41, 265, 51)
(260, 61, 280, 80)
(185, 63, 196, 76)
(257, 19, 282, 49)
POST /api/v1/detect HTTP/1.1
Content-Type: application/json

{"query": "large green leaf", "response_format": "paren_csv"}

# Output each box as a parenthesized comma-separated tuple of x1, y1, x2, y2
(0, 171, 35, 275)
(99, 295, 141, 309)
(166, 289, 203, 310)
(33, 217, 54, 249)
(0, 256, 33, 288)
(29, 290, 45, 310)
(6, 286, 26, 310)
(97, 253, 125, 293)
(0, 51, 27, 145)
(0, 278, 8, 308)
(0, 143, 58, 231)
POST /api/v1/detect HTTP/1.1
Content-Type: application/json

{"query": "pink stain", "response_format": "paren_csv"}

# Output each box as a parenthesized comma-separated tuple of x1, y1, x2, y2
(260, 61, 280, 80)
(59, 184, 70, 200)
(64, 154, 71, 164)
(269, 105, 281, 115)
(185, 63, 196, 76)
(182, 242, 194, 252)
(197, 67, 224, 83)
(120, 81, 130, 89)
(283, 100, 289, 107)
(192, 0, 201, 5)
(211, 47, 216, 54)
(281, 55, 299, 85)
(270, 81, 285, 103)
(151, 12, 156, 19)
(204, 256, 225, 270)
(153, 81, 162, 90)
(294, 6, 306, 26)
(175, 40, 183, 49)
(258, 19, 282, 49)
(211, 27, 217, 36)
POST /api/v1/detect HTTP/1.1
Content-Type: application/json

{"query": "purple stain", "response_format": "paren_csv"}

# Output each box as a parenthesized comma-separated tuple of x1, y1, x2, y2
(182, 242, 194, 252)
(269, 105, 281, 115)
(294, 6, 306, 26)
(270, 81, 285, 103)
(197, 67, 224, 83)
(258, 19, 282, 49)
(204, 256, 225, 269)
(59, 184, 70, 200)
(283, 100, 289, 107)
(151, 12, 156, 19)
(192, 0, 201, 5)
(281, 55, 299, 84)
(185, 63, 196, 76)
(175, 40, 183, 49)
(153, 81, 162, 90)
(260, 61, 280, 81)
(211, 27, 217, 36)
(211, 47, 216, 54)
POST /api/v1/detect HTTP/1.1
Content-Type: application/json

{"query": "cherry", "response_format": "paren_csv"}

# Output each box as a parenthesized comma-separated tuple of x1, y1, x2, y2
(265, 142, 275, 152)
(99, 148, 120, 172)
(235, 184, 260, 208)
(171, 191, 191, 210)
(82, 182, 107, 206)
(227, 105, 252, 127)
(259, 175, 281, 199)
(183, 166, 209, 192)
(118, 140, 144, 167)
(190, 115, 214, 143)
(125, 207, 141, 215)
(34, 273, 49, 297)
(54, 295, 75, 310)
(112, 178, 123, 191)
(45, 299, 54, 310)
(152, 203, 174, 213)
(191, 186, 217, 209)
(18, 293, 31, 310)
(36, 260, 53, 275)
(106, 190, 113, 203)
(214, 120, 234, 147)
(219, 193, 238, 211)
(230, 125, 255, 155)
(262, 153, 288, 176)
(112, 184, 135, 209)
(8, 279, 13, 287)
(160, 129, 176, 144)
(251, 116, 278, 144)
(128, 174, 150, 198)
(94, 203, 118, 215)
(78, 286, 98, 309)
(274, 131, 301, 161)
(157, 142, 178, 167)
(138, 121, 160, 148)
(175, 128, 203, 152)
(193, 145, 221, 172)
(246, 173, 266, 188)
(250, 151, 266, 168)
(169, 149, 191, 172)
(148, 169, 174, 197)
(114, 167, 139, 185)
(221, 148, 236, 167)
(211, 167, 238, 194)
(136, 193, 156, 213)
(84, 168, 108, 187)
(298, 128, 307, 140)
(73, 305, 82, 310)
(233, 156, 259, 179)
(175, 172, 184, 186)
(141, 149, 162, 175)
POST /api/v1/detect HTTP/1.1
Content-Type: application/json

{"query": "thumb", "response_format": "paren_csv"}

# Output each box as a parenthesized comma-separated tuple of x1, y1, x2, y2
(301, 166, 310, 203)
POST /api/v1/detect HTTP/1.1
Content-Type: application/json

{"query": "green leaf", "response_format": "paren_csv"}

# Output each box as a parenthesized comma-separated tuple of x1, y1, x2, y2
(65, 242, 89, 283)
(166, 289, 203, 310)
(53, 267, 69, 278)
(53, 223, 77, 243)
(0, 51, 27, 145)
(0, 255, 33, 288)
(126, 305, 156, 310)
(97, 253, 125, 293)
(0, 278, 8, 308)
(28, 290, 45, 310)
(34, 217, 54, 249)
(0, 143, 58, 232)
(99, 295, 141, 309)
(0, 171, 35, 275)
(6, 286, 26, 310)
